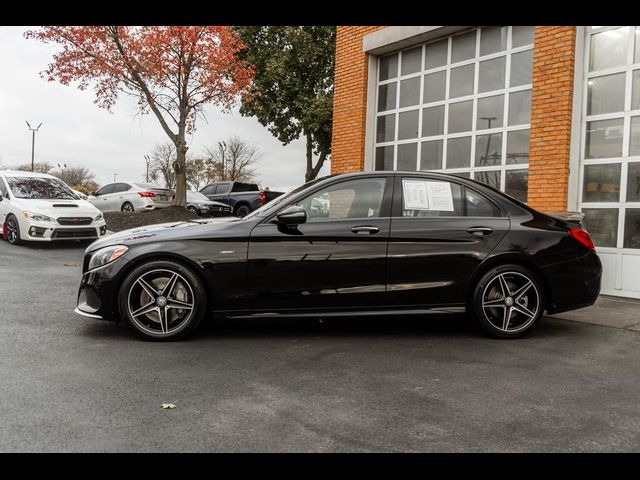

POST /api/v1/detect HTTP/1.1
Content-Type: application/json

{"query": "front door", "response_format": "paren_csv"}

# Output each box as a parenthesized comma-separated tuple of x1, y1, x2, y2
(247, 176, 393, 311)
(387, 175, 510, 307)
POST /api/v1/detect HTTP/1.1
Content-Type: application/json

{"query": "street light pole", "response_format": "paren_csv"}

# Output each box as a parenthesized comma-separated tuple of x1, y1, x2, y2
(25, 121, 43, 172)
(144, 155, 151, 183)
(114, 173, 118, 183)
(218, 141, 227, 180)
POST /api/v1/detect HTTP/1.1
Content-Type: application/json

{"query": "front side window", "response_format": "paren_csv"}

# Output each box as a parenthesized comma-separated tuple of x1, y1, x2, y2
(7, 176, 76, 200)
(97, 184, 115, 196)
(297, 178, 387, 221)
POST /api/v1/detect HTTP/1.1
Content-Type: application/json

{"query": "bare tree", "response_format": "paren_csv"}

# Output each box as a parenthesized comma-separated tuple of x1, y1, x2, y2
(147, 143, 177, 189)
(204, 135, 260, 182)
(13, 162, 53, 174)
(52, 166, 96, 189)
(186, 157, 218, 190)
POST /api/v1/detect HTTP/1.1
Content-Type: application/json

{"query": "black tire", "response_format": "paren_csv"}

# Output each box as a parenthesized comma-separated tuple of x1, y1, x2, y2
(187, 206, 200, 216)
(5, 215, 21, 245)
(468, 264, 544, 339)
(235, 204, 251, 218)
(121, 202, 135, 213)
(118, 260, 207, 341)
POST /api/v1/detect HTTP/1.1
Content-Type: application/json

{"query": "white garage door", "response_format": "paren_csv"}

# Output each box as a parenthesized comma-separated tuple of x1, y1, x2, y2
(580, 26, 640, 298)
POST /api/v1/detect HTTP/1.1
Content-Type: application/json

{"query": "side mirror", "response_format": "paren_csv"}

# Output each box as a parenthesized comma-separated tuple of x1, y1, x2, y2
(91, 191, 99, 197)
(276, 205, 307, 226)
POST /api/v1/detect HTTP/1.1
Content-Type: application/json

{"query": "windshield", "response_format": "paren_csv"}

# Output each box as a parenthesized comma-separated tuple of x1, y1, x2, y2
(7, 176, 78, 200)
(187, 191, 209, 202)
(244, 176, 331, 220)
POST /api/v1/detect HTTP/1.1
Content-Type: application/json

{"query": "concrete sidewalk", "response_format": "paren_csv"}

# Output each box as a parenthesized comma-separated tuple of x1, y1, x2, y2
(548, 295, 640, 331)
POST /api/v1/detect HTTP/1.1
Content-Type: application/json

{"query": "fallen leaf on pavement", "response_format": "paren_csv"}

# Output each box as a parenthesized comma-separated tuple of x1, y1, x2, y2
(64, 264, 78, 267)
(161, 403, 176, 409)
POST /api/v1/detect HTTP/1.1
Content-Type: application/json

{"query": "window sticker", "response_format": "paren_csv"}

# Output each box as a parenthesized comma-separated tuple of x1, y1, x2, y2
(403, 179, 455, 212)
(403, 180, 430, 210)
(426, 181, 454, 211)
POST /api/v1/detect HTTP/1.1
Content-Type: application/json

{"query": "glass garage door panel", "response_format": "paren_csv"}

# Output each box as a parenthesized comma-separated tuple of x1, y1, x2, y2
(579, 26, 640, 298)
(374, 26, 533, 200)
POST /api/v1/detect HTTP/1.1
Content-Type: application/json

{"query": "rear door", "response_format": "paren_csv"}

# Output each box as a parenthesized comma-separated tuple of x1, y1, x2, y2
(386, 175, 510, 307)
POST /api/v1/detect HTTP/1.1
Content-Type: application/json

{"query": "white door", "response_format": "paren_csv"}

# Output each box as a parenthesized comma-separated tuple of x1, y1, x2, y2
(579, 26, 640, 299)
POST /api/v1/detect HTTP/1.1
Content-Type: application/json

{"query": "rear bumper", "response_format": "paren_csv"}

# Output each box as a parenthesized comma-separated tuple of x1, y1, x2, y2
(543, 251, 602, 314)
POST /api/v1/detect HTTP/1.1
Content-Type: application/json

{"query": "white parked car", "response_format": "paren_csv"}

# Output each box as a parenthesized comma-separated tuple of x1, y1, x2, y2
(72, 189, 88, 200)
(88, 181, 174, 213)
(0, 170, 107, 245)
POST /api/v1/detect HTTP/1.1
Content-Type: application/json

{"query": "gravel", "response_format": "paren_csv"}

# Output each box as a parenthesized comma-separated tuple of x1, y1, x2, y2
(104, 206, 197, 232)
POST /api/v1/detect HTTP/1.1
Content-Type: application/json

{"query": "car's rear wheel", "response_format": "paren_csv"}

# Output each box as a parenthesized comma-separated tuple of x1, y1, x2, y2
(469, 264, 544, 339)
(5, 215, 21, 245)
(235, 204, 251, 217)
(118, 260, 206, 340)
(121, 202, 134, 213)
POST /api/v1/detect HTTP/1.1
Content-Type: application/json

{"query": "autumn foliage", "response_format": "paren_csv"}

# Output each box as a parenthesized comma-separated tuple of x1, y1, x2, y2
(26, 26, 254, 205)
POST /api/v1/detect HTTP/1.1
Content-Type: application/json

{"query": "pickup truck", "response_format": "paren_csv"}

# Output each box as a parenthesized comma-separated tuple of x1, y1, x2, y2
(199, 181, 284, 217)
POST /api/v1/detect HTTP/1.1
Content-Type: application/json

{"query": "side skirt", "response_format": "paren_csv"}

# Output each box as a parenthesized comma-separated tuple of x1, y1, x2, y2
(221, 306, 466, 320)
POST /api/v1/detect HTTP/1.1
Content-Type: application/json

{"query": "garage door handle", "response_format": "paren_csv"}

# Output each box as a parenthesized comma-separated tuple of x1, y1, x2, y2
(467, 227, 494, 236)
(352, 226, 379, 235)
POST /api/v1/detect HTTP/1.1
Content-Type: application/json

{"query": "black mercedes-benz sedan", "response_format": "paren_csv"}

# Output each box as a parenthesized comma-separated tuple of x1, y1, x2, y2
(75, 171, 601, 340)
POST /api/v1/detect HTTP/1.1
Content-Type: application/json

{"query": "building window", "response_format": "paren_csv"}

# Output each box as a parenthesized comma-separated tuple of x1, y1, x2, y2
(374, 26, 533, 203)
(580, 26, 640, 254)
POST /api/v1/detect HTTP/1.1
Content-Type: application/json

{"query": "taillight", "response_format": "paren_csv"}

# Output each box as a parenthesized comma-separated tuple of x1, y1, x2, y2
(259, 191, 266, 205)
(569, 227, 595, 252)
(138, 192, 156, 198)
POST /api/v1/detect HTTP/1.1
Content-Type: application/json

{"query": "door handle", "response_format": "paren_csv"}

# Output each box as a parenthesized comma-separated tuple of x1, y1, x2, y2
(467, 227, 494, 236)
(351, 226, 379, 235)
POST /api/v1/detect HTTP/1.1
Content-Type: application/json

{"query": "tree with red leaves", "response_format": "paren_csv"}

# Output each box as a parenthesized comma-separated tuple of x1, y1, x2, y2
(26, 26, 254, 206)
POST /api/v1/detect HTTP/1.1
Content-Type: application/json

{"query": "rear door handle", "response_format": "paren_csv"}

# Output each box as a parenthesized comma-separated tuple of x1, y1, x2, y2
(351, 226, 380, 235)
(467, 227, 494, 236)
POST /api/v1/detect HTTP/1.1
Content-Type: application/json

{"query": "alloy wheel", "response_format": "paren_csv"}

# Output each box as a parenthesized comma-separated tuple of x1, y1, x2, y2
(122, 202, 134, 213)
(127, 269, 195, 336)
(481, 271, 540, 334)
(6, 217, 19, 244)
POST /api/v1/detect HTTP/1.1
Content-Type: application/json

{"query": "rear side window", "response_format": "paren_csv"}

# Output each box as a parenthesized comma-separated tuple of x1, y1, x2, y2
(113, 183, 131, 193)
(400, 178, 501, 217)
(465, 189, 501, 217)
(231, 182, 258, 192)
(401, 179, 464, 217)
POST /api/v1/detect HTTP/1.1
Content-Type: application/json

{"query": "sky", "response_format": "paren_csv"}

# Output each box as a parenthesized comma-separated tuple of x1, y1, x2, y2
(0, 26, 328, 192)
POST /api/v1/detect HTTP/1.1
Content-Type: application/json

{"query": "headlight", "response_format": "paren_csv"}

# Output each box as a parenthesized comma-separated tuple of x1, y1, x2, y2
(88, 245, 129, 270)
(94, 213, 104, 221)
(23, 211, 52, 222)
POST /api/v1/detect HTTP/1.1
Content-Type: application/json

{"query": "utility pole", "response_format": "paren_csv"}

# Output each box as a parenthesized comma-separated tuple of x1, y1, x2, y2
(25, 121, 43, 172)
(144, 155, 151, 183)
(113, 173, 118, 183)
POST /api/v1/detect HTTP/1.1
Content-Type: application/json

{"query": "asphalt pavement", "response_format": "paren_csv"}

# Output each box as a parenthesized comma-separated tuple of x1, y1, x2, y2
(1, 239, 640, 452)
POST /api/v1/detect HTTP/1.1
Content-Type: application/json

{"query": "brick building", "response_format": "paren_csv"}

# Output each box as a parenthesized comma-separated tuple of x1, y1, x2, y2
(330, 26, 640, 298)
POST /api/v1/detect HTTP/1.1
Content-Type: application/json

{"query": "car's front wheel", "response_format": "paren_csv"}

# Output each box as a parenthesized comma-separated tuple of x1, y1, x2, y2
(187, 206, 200, 216)
(118, 260, 206, 340)
(469, 264, 544, 339)
(5, 215, 21, 245)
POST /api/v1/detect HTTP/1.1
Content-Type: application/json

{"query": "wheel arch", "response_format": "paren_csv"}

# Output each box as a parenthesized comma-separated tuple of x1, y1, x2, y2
(234, 201, 251, 215)
(466, 254, 553, 312)
(111, 251, 214, 322)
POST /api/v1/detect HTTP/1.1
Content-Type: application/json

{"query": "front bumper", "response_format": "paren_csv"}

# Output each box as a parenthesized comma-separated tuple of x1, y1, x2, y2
(21, 218, 108, 241)
(75, 252, 130, 322)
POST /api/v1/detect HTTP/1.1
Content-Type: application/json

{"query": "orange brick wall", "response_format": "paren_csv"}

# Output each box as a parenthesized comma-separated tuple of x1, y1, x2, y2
(527, 26, 577, 212)
(331, 26, 385, 174)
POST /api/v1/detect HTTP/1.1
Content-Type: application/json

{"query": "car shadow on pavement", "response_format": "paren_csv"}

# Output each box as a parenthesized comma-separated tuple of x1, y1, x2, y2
(3, 240, 92, 251)
(78, 313, 574, 342)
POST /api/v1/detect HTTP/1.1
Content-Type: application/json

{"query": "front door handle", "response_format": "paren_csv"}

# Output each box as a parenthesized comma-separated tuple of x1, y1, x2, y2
(351, 226, 380, 235)
(467, 227, 494, 236)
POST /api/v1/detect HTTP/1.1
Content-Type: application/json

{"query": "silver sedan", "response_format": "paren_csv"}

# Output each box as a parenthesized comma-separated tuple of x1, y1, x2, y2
(88, 182, 174, 213)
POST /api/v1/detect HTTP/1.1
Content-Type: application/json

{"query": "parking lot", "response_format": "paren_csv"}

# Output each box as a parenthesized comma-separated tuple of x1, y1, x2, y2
(1, 239, 640, 452)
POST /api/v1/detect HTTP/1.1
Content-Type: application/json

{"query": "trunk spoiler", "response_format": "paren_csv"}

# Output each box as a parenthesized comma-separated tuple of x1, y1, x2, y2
(546, 211, 585, 226)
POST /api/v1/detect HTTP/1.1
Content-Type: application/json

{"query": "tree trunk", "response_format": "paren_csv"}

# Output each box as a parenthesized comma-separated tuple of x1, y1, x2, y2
(304, 132, 328, 183)
(173, 135, 188, 207)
